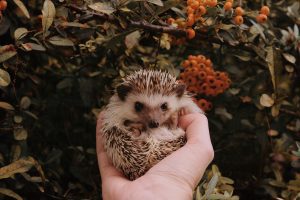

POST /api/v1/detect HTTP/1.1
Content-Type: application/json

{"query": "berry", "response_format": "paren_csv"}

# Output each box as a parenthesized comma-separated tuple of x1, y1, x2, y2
(186, 14, 195, 26)
(256, 14, 268, 23)
(224, 2, 232, 11)
(0, 0, 7, 11)
(235, 6, 244, 16)
(190, 1, 200, 9)
(187, 6, 195, 15)
(198, 5, 207, 16)
(186, 28, 196, 39)
(234, 15, 243, 25)
(260, 6, 270, 16)
(207, 0, 217, 7)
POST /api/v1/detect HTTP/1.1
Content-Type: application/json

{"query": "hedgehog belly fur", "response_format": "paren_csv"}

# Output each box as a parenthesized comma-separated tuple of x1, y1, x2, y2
(102, 125, 186, 180)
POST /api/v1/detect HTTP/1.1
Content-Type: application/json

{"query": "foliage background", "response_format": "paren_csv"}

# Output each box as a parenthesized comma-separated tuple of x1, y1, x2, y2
(0, 0, 299, 199)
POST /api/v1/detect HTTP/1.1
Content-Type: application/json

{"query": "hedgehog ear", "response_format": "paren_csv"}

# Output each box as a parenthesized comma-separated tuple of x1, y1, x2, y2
(116, 84, 132, 101)
(175, 83, 186, 98)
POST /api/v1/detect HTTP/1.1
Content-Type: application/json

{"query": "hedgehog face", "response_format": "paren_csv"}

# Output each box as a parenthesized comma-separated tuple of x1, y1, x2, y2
(125, 92, 180, 129)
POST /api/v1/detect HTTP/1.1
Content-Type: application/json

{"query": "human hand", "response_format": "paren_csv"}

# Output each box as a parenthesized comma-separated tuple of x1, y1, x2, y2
(96, 113, 214, 200)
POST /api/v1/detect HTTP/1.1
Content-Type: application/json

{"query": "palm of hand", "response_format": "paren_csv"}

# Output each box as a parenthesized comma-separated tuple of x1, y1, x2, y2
(96, 113, 214, 200)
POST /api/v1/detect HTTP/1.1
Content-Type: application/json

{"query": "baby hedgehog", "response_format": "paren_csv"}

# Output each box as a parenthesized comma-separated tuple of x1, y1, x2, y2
(101, 70, 202, 180)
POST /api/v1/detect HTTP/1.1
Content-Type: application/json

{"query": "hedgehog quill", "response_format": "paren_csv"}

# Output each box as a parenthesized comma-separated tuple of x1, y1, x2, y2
(101, 70, 202, 180)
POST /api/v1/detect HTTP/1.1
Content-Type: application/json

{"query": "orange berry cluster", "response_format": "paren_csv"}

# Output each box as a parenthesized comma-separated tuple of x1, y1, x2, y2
(256, 6, 270, 23)
(0, 0, 7, 16)
(193, 98, 212, 112)
(179, 54, 231, 111)
(167, 0, 219, 40)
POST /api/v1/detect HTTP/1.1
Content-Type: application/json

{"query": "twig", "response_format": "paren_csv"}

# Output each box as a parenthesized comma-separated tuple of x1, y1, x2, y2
(280, 108, 300, 117)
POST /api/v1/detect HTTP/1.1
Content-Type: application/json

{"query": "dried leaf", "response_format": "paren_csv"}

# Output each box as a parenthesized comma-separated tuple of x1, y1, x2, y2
(14, 115, 23, 123)
(14, 128, 28, 140)
(11, 145, 21, 162)
(13, 0, 30, 19)
(125, 31, 141, 49)
(21, 43, 46, 51)
(260, 94, 274, 107)
(0, 45, 17, 63)
(266, 46, 276, 90)
(20, 96, 31, 109)
(205, 174, 219, 196)
(0, 188, 22, 200)
(48, 36, 74, 46)
(0, 157, 35, 179)
(88, 2, 116, 15)
(14, 28, 28, 40)
(0, 101, 14, 110)
(42, 0, 56, 37)
(282, 53, 296, 64)
(0, 68, 11, 87)
(267, 129, 279, 137)
(134, 0, 163, 6)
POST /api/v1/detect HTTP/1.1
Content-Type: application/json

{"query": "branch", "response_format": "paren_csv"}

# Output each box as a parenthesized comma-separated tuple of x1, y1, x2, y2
(66, 4, 254, 52)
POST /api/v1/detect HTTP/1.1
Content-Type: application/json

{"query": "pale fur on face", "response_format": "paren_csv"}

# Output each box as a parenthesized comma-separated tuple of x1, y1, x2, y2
(103, 91, 202, 132)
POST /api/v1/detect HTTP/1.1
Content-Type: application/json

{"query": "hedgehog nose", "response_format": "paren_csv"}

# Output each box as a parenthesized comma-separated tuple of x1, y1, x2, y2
(148, 121, 159, 129)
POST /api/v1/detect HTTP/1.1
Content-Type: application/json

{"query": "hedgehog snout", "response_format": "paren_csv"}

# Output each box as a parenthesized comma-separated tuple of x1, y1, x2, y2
(148, 120, 159, 129)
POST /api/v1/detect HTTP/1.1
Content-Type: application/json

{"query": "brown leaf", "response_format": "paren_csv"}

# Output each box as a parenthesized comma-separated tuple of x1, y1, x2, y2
(42, 0, 56, 38)
(0, 188, 22, 200)
(0, 45, 17, 63)
(48, 36, 74, 46)
(125, 31, 141, 49)
(260, 94, 274, 107)
(0, 157, 35, 179)
(88, 2, 116, 15)
(0, 101, 14, 110)
(0, 68, 11, 87)
(14, 128, 28, 141)
(14, 28, 28, 40)
(13, 0, 30, 19)
(282, 53, 296, 64)
(20, 96, 31, 109)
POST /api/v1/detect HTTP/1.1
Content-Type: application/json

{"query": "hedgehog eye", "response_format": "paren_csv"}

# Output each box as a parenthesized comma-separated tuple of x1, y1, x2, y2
(134, 102, 144, 112)
(160, 102, 168, 111)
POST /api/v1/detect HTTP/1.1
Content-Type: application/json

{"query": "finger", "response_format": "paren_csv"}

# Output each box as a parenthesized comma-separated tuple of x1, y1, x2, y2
(96, 113, 128, 182)
(148, 113, 214, 189)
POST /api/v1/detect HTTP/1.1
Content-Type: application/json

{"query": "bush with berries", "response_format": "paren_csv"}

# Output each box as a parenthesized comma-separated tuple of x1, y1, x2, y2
(0, 0, 299, 199)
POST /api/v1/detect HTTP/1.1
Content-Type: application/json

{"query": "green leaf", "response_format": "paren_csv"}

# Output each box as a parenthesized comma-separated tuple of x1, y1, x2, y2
(0, 68, 11, 87)
(88, 2, 116, 15)
(13, 0, 30, 19)
(42, 0, 56, 38)
(0, 188, 22, 200)
(48, 36, 74, 46)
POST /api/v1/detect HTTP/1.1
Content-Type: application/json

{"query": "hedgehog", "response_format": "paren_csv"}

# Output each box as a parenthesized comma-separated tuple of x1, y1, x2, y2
(101, 70, 202, 180)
